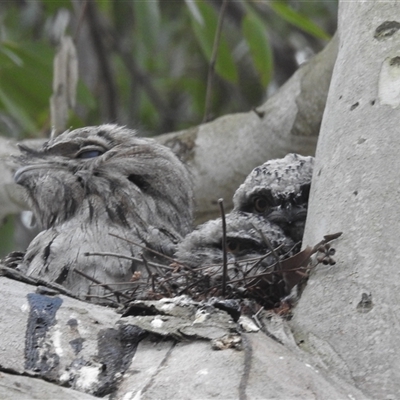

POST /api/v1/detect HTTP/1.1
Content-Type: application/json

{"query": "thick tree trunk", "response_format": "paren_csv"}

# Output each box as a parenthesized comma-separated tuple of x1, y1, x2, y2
(290, 2, 400, 398)
(0, 272, 364, 399)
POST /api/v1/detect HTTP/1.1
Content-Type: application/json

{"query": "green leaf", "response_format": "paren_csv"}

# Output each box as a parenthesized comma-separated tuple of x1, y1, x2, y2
(0, 41, 54, 135)
(133, 0, 161, 51)
(242, 11, 273, 87)
(0, 215, 15, 258)
(76, 80, 96, 110)
(0, 87, 37, 133)
(43, 0, 73, 15)
(184, 0, 203, 24)
(270, 2, 331, 40)
(187, 0, 238, 83)
(0, 46, 23, 67)
(138, 91, 160, 132)
(95, 0, 112, 15)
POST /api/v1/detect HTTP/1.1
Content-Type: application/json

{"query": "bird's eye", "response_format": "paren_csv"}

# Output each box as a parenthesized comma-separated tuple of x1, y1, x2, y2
(77, 149, 103, 159)
(253, 196, 269, 213)
(226, 239, 240, 253)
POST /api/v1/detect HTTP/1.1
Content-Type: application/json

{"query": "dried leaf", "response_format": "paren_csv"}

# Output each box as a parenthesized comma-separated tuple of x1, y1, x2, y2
(280, 246, 314, 291)
(323, 232, 343, 242)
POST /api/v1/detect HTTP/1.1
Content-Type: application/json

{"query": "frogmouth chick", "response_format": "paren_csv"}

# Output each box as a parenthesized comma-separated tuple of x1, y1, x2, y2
(233, 153, 314, 245)
(175, 211, 295, 307)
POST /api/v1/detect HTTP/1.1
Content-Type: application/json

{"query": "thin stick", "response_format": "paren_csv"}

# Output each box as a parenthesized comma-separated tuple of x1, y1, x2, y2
(190, 244, 285, 272)
(84, 251, 174, 270)
(311, 232, 342, 253)
(218, 198, 228, 297)
(108, 232, 187, 267)
(225, 268, 277, 286)
(85, 294, 119, 306)
(240, 243, 285, 278)
(252, 223, 283, 272)
(140, 254, 153, 284)
(85, 251, 135, 260)
(203, 0, 229, 123)
(73, 268, 130, 300)
(85, 1, 117, 121)
(191, 252, 272, 270)
(90, 281, 147, 287)
(178, 274, 211, 296)
(252, 306, 264, 329)
(73, 0, 89, 42)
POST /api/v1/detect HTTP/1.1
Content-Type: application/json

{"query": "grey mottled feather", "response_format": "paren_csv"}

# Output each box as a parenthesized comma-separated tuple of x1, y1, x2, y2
(233, 153, 314, 243)
(175, 153, 313, 305)
(15, 124, 193, 300)
(176, 211, 294, 268)
(175, 211, 295, 305)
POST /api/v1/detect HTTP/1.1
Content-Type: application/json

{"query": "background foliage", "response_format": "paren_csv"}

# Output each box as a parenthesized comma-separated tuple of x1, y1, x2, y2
(0, 0, 337, 139)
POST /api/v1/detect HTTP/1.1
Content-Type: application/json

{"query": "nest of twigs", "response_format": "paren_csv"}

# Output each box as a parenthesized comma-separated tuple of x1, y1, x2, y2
(1, 230, 341, 316)
(80, 231, 342, 311)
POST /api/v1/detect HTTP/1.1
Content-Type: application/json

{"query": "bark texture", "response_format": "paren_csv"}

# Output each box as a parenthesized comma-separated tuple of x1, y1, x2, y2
(290, 2, 400, 398)
(0, 273, 365, 399)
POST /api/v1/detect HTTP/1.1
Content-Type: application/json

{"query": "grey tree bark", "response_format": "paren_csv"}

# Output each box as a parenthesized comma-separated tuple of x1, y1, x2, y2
(0, 274, 365, 399)
(290, 2, 400, 398)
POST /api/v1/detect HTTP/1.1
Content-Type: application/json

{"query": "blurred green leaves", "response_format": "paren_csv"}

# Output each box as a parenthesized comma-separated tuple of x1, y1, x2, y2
(0, 41, 53, 135)
(242, 9, 273, 87)
(187, 0, 238, 84)
(0, 38, 95, 137)
(269, 1, 331, 40)
(133, 1, 161, 52)
(0, 215, 16, 256)
(0, 0, 335, 138)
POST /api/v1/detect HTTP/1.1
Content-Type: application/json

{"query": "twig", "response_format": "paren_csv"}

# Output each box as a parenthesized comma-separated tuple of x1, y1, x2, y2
(141, 254, 153, 285)
(218, 198, 228, 297)
(191, 251, 275, 270)
(240, 243, 285, 278)
(90, 281, 147, 287)
(153, 274, 181, 290)
(252, 223, 283, 272)
(312, 232, 343, 253)
(85, 1, 118, 121)
(226, 267, 278, 286)
(195, 262, 279, 297)
(252, 306, 264, 329)
(85, 294, 119, 306)
(190, 242, 287, 273)
(106, 22, 182, 126)
(73, 268, 130, 300)
(108, 232, 187, 267)
(84, 251, 174, 270)
(203, 0, 229, 123)
(73, 0, 89, 42)
(178, 274, 212, 296)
